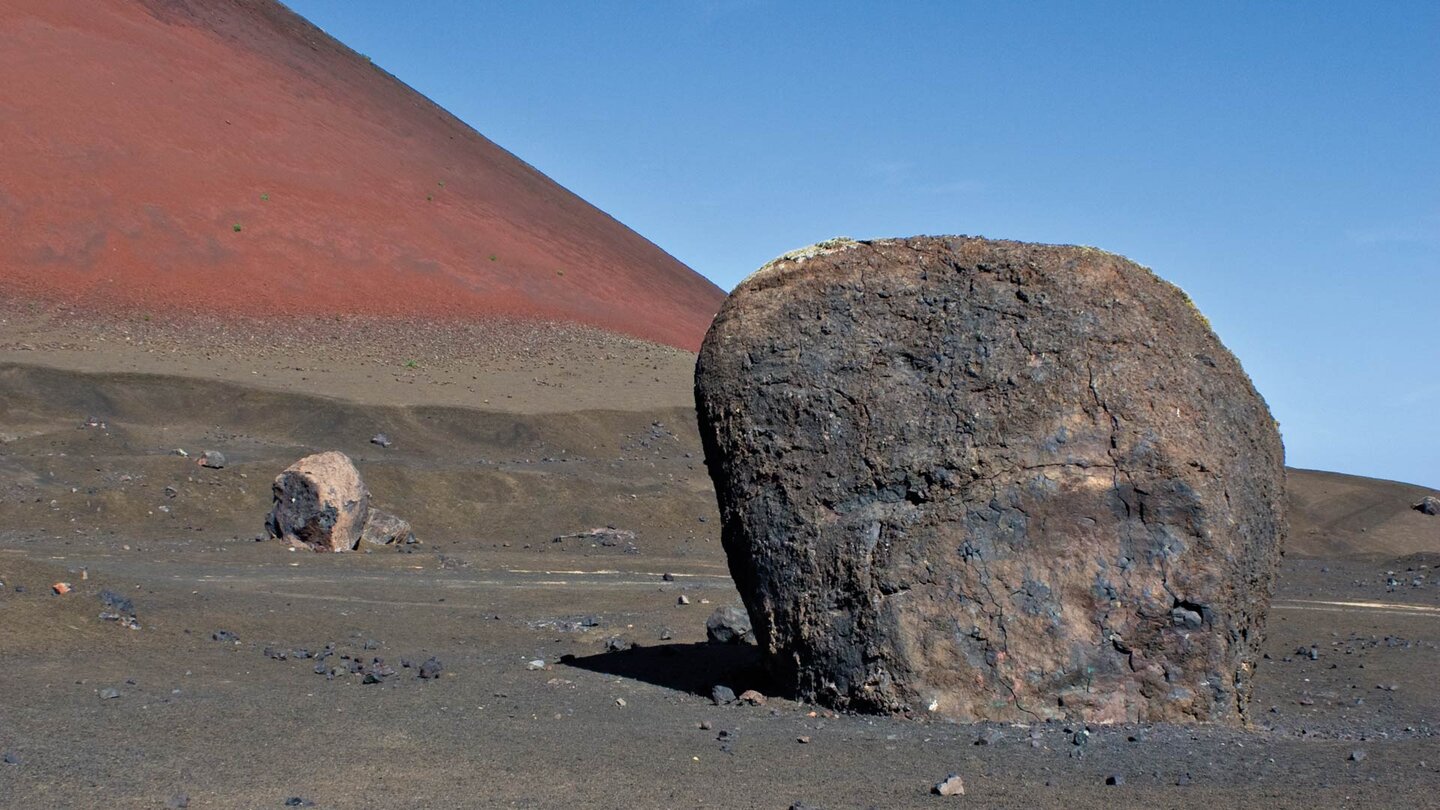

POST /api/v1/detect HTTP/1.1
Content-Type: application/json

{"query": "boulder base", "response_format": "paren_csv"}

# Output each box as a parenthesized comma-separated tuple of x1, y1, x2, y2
(695, 236, 1287, 724)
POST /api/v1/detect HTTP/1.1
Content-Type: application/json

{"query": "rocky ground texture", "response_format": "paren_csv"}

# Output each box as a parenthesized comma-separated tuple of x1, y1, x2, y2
(0, 311, 1436, 808)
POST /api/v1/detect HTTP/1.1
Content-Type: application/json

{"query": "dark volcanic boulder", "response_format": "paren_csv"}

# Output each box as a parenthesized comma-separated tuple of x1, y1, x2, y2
(694, 236, 1287, 724)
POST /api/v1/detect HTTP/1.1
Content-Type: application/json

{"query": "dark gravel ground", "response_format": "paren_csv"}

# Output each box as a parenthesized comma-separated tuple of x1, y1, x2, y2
(1, 345, 1437, 808)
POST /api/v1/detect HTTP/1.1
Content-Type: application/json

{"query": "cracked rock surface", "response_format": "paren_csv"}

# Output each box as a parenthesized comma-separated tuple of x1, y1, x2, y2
(695, 236, 1287, 724)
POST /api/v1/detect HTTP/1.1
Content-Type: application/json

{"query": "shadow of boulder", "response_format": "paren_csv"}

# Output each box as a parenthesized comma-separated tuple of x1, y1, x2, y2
(562, 641, 786, 699)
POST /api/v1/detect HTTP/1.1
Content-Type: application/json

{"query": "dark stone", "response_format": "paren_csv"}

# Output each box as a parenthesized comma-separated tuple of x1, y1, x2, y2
(2, 751, 19, 765)
(99, 589, 135, 616)
(711, 684, 737, 705)
(418, 656, 443, 679)
(197, 450, 226, 469)
(705, 606, 755, 645)
(1106, 774, 1126, 786)
(212, 630, 238, 643)
(695, 237, 1287, 724)
(1415, 496, 1440, 516)
(370, 433, 393, 448)
(1350, 749, 1368, 762)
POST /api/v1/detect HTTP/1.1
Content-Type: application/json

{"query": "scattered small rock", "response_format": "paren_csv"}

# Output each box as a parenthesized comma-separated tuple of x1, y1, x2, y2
(283, 799, 314, 808)
(197, 450, 227, 469)
(1415, 496, 1440, 516)
(527, 659, 548, 671)
(677, 595, 691, 606)
(165, 793, 190, 809)
(797, 735, 812, 744)
(51, 582, 72, 595)
(2, 751, 20, 765)
(706, 606, 755, 645)
(552, 526, 639, 553)
(1350, 749, 1368, 762)
(99, 589, 139, 629)
(370, 433, 393, 448)
(359, 507, 417, 547)
(711, 684, 737, 705)
(1105, 774, 1126, 786)
(975, 727, 1004, 746)
(933, 774, 966, 796)
(418, 657, 443, 679)
(99, 687, 121, 700)
(212, 630, 239, 643)
(737, 689, 767, 706)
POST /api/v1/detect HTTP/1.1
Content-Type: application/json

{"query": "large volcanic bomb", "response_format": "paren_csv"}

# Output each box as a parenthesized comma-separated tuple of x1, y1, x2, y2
(696, 236, 1287, 725)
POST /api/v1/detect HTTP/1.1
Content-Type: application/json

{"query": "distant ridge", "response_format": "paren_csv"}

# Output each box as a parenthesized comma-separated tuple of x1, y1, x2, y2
(0, 0, 724, 350)
(1287, 468, 1439, 559)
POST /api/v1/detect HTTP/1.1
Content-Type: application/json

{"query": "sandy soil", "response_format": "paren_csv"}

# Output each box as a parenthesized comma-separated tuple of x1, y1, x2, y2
(2, 314, 1438, 809)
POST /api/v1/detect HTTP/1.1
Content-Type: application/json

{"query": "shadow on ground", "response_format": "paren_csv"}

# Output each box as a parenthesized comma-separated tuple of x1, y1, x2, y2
(562, 641, 784, 698)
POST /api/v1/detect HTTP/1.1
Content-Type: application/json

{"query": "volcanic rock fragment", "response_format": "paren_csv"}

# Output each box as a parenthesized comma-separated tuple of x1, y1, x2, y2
(359, 508, 417, 547)
(197, 450, 227, 469)
(705, 606, 755, 645)
(1415, 496, 1440, 516)
(933, 774, 966, 796)
(695, 236, 1288, 724)
(266, 452, 371, 552)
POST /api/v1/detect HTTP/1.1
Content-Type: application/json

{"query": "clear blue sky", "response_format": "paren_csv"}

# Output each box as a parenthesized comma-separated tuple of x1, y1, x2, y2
(286, 1, 1438, 488)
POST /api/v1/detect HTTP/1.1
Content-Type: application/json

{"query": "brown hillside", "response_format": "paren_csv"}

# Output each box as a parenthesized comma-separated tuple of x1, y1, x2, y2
(0, 0, 724, 350)
(1286, 467, 1439, 559)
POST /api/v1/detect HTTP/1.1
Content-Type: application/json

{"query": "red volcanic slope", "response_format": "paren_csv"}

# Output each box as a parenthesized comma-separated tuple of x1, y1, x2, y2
(0, 1, 724, 350)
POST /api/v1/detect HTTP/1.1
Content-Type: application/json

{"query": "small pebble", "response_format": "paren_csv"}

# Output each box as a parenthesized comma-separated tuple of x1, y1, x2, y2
(933, 774, 966, 796)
